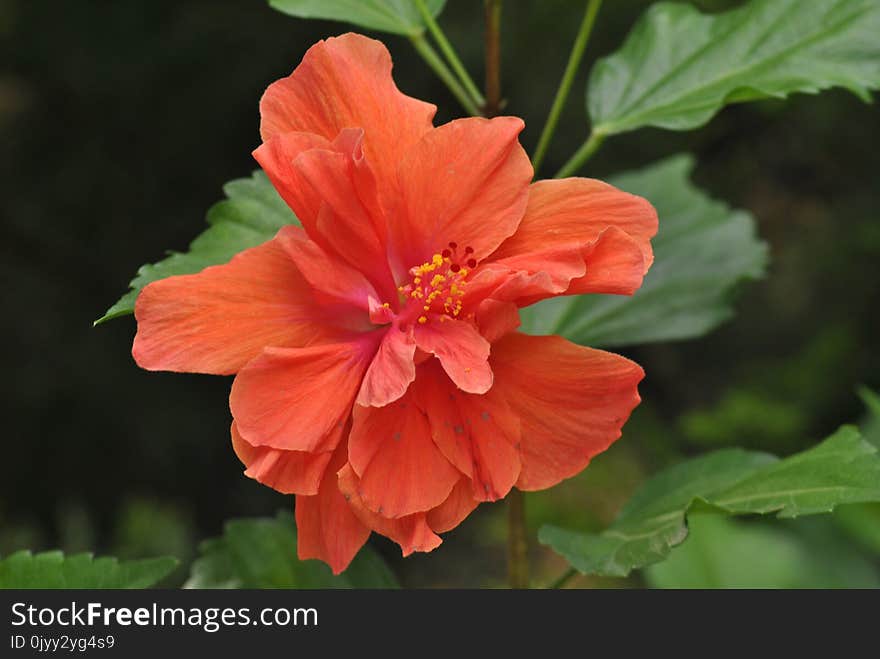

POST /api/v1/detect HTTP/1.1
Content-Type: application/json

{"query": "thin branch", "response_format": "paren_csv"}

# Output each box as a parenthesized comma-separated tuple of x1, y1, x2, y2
(547, 567, 579, 589)
(532, 0, 603, 176)
(483, 0, 503, 117)
(507, 489, 530, 588)
(409, 34, 482, 116)
(554, 130, 606, 178)
(414, 0, 485, 107)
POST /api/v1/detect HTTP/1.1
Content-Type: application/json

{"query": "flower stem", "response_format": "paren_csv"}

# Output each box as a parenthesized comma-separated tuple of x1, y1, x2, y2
(482, 0, 525, 588)
(414, 0, 485, 108)
(483, 0, 503, 117)
(554, 129, 606, 178)
(531, 0, 603, 176)
(548, 567, 578, 589)
(409, 33, 482, 117)
(507, 488, 529, 588)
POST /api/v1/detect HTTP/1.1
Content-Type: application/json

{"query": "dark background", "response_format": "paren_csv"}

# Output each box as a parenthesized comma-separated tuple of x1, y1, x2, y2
(2, 0, 878, 587)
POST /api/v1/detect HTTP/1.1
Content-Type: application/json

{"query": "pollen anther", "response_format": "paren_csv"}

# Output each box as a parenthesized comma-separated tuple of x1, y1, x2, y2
(401, 245, 474, 326)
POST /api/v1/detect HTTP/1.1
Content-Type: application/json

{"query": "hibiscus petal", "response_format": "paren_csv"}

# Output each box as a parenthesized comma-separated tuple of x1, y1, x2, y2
(348, 392, 460, 518)
(491, 333, 644, 491)
(471, 178, 657, 306)
(252, 131, 331, 231)
(426, 478, 480, 534)
(563, 225, 649, 297)
(230, 340, 375, 453)
(296, 444, 371, 575)
(337, 464, 442, 556)
(259, 33, 436, 198)
(415, 362, 521, 502)
(389, 116, 532, 275)
(299, 129, 384, 250)
(132, 234, 331, 375)
(293, 130, 396, 299)
(475, 299, 521, 343)
(490, 177, 657, 270)
(464, 393, 522, 501)
(414, 318, 493, 394)
(256, 131, 397, 302)
(464, 226, 649, 308)
(413, 373, 473, 478)
(275, 225, 378, 314)
(231, 421, 332, 495)
(356, 328, 416, 408)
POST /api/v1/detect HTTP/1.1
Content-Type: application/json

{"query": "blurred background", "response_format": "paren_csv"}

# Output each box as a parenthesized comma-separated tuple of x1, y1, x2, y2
(2, 0, 878, 587)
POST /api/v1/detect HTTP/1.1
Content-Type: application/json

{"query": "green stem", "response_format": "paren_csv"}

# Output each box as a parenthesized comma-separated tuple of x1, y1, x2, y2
(531, 0, 603, 176)
(548, 567, 578, 589)
(483, 0, 503, 117)
(414, 0, 485, 107)
(554, 130, 606, 178)
(409, 34, 482, 117)
(507, 489, 529, 588)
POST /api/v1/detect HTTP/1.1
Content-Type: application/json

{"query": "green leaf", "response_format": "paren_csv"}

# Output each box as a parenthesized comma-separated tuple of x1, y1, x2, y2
(520, 154, 768, 347)
(539, 425, 880, 577)
(834, 503, 880, 554)
(644, 513, 880, 588)
(185, 511, 398, 589)
(269, 0, 447, 36)
(644, 514, 816, 589)
(857, 386, 880, 447)
(0, 551, 177, 589)
(588, 0, 880, 137)
(96, 171, 297, 324)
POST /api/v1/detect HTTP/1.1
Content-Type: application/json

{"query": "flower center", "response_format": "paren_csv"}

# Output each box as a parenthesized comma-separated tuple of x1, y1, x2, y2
(396, 242, 478, 326)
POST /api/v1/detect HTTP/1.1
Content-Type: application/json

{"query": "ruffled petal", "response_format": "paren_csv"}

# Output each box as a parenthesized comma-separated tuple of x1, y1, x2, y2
(490, 333, 644, 491)
(348, 390, 460, 518)
(356, 328, 416, 407)
(294, 129, 395, 298)
(426, 478, 479, 534)
(467, 178, 657, 307)
(474, 299, 521, 344)
(231, 421, 332, 495)
(413, 373, 473, 478)
(464, 226, 649, 308)
(230, 339, 375, 453)
(414, 318, 493, 395)
(132, 234, 332, 375)
(337, 464, 442, 556)
(415, 362, 521, 501)
(259, 33, 436, 198)
(388, 117, 532, 275)
(296, 444, 371, 574)
(276, 225, 378, 314)
(490, 177, 656, 273)
(252, 131, 331, 231)
(256, 132, 397, 302)
(562, 226, 650, 297)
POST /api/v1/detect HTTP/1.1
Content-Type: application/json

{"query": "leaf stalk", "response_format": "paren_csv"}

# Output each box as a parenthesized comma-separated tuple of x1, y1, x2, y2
(532, 0, 603, 176)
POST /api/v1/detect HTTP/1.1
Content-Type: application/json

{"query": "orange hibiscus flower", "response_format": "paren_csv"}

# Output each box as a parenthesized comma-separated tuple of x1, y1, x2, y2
(132, 33, 657, 574)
